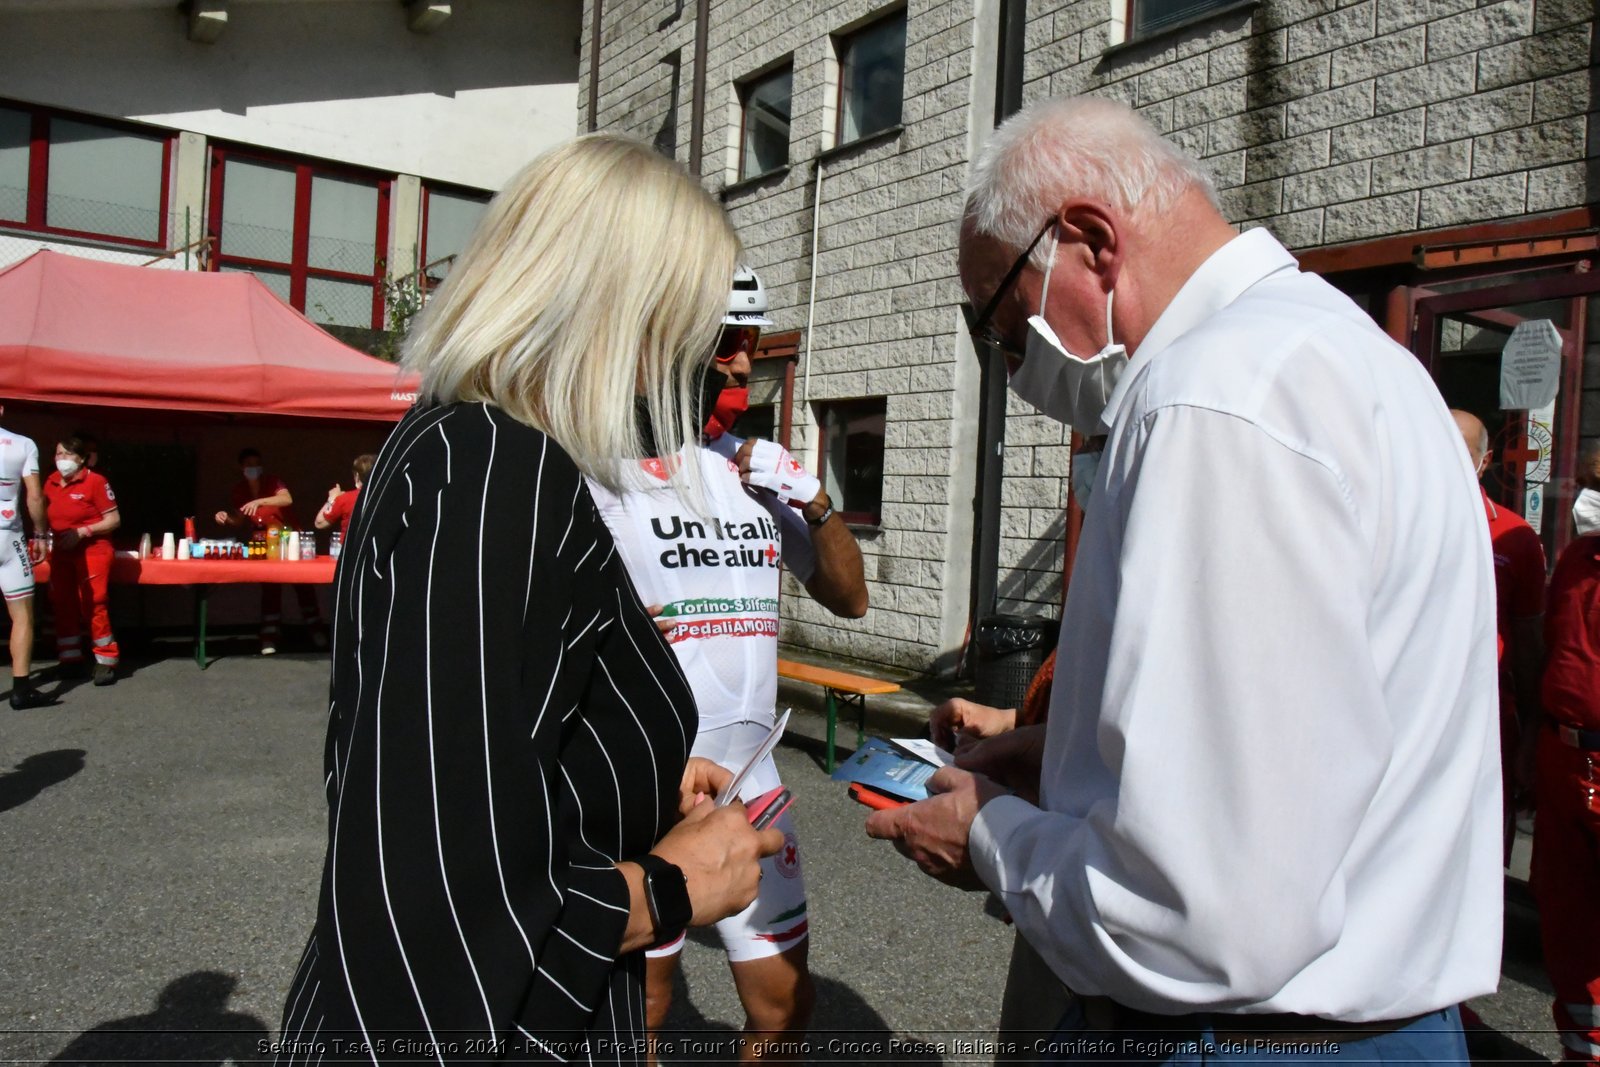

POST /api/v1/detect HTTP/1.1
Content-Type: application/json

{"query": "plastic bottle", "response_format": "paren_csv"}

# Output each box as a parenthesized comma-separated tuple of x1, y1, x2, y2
(329, 531, 342, 560)
(266, 524, 281, 561)
(299, 530, 316, 561)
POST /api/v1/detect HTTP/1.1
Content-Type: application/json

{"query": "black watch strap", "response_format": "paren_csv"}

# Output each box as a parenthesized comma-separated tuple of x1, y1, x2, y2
(634, 853, 691, 945)
(805, 503, 835, 527)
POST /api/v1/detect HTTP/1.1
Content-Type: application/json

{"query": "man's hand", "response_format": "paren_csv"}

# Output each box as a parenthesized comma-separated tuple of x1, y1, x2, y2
(864, 766, 1008, 889)
(213, 510, 232, 526)
(327, 483, 344, 505)
(737, 439, 822, 508)
(647, 604, 677, 639)
(678, 757, 732, 816)
(240, 500, 264, 517)
(930, 697, 1017, 751)
(954, 724, 1047, 804)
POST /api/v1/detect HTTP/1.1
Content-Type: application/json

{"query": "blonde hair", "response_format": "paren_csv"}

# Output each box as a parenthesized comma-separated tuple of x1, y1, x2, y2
(402, 134, 739, 495)
(965, 95, 1217, 267)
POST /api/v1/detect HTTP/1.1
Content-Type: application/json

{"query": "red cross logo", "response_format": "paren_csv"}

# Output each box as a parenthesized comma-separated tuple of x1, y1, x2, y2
(1501, 433, 1540, 471)
(764, 543, 778, 563)
(784, 843, 797, 866)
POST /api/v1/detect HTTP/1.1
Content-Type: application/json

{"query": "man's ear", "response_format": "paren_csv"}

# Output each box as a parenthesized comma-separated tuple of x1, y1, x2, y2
(1052, 200, 1123, 292)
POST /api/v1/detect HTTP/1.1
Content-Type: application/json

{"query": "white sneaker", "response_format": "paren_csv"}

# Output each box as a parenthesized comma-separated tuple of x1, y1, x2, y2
(260, 644, 278, 656)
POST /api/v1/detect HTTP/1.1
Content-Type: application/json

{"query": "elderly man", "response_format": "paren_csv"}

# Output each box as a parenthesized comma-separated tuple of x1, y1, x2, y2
(869, 96, 1501, 1060)
(1452, 409, 1545, 862)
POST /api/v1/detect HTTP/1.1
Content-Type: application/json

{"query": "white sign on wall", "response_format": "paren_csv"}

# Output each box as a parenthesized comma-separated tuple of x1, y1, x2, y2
(1499, 318, 1563, 411)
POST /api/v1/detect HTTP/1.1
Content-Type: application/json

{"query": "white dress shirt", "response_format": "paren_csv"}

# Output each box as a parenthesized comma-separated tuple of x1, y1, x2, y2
(970, 228, 1503, 1022)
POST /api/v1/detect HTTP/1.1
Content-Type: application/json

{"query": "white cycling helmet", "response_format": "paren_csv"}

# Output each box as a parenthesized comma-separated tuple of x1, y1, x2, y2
(725, 265, 775, 328)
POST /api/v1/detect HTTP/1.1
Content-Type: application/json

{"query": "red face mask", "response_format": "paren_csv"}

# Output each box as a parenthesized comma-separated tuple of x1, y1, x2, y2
(704, 387, 749, 439)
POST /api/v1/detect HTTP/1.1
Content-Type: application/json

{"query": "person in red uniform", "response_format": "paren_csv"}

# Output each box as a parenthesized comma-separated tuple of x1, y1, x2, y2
(314, 453, 374, 546)
(1454, 410, 1546, 859)
(1533, 446, 1600, 1063)
(213, 447, 323, 655)
(43, 434, 121, 686)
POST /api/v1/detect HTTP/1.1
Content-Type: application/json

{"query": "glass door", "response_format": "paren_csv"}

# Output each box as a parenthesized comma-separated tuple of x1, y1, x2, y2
(1413, 265, 1598, 563)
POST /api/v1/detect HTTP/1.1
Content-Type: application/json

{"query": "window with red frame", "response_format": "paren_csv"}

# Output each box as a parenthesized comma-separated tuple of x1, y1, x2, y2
(1127, 0, 1238, 38)
(0, 101, 170, 247)
(421, 185, 491, 287)
(208, 146, 390, 330)
(817, 397, 887, 526)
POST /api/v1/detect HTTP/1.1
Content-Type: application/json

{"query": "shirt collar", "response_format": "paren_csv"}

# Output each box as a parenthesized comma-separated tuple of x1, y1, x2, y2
(1481, 487, 1498, 522)
(1098, 227, 1300, 432)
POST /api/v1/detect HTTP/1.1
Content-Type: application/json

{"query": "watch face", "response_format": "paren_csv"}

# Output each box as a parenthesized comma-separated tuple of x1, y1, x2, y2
(646, 863, 692, 936)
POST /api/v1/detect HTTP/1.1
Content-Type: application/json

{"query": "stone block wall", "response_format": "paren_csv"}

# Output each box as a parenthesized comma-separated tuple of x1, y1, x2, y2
(582, 0, 1596, 672)
(583, 0, 988, 672)
(1017, 0, 1593, 246)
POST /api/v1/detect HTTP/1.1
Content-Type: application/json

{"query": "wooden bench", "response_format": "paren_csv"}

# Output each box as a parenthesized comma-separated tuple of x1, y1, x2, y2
(776, 658, 902, 772)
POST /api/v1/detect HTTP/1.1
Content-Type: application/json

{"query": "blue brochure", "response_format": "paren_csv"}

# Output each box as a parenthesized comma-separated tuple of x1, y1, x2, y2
(830, 737, 939, 802)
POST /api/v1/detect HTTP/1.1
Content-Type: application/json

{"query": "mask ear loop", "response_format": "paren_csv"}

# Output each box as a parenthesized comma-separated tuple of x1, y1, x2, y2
(1038, 228, 1059, 319)
(1105, 288, 1116, 350)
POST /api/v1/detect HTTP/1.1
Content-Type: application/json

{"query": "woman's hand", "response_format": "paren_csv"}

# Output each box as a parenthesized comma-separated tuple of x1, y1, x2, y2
(240, 500, 263, 517)
(327, 483, 344, 505)
(651, 800, 783, 927)
(678, 757, 731, 816)
(647, 604, 677, 639)
(930, 697, 1016, 751)
(213, 510, 231, 526)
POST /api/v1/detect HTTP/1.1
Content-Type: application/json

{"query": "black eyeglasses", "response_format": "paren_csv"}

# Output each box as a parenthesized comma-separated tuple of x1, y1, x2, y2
(965, 217, 1057, 361)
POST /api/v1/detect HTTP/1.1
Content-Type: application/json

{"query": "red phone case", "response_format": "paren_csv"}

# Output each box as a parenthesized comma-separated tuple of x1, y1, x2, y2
(746, 785, 793, 827)
(848, 783, 911, 810)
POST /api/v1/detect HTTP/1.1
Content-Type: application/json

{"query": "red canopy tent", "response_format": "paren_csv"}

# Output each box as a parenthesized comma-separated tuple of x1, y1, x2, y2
(0, 249, 421, 640)
(0, 250, 417, 420)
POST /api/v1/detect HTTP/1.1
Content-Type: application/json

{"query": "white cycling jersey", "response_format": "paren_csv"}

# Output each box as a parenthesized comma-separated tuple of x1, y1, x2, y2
(0, 426, 39, 534)
(587, 434, 816, 733)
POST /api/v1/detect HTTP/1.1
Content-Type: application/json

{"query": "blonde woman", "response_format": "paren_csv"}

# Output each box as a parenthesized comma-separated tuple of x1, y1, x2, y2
(275, 136, 782, 1063)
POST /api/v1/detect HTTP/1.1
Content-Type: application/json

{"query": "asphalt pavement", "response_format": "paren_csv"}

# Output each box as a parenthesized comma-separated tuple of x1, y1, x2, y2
(0, 645, 1566, 1064)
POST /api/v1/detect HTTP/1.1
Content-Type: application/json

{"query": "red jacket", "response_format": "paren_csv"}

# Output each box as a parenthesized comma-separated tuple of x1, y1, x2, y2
(1541, 533, 1600, 732)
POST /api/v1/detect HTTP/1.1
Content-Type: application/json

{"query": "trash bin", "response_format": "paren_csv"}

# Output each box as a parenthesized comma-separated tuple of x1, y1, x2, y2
(973, 614, 1060, 710)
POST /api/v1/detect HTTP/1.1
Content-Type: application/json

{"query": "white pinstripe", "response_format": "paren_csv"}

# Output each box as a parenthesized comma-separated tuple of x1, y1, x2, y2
(370, 551, 443, 1063)
(475, 406, 540, 971)
(537, 965, 591, 1012)
(596, 656, 661, 841)
(422, 482, 496, 1031)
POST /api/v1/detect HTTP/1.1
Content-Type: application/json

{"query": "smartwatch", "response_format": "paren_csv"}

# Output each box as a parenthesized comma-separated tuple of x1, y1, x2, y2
(634, 854, 691, 946)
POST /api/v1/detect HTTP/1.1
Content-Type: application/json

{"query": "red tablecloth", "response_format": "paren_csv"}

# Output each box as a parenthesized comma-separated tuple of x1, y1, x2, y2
(34, 556, 336, 585)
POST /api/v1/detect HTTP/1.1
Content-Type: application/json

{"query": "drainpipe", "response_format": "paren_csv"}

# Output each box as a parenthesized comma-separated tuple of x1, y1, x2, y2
(586, 0, 603, 132)
(688, 0, 710, 174)
(800, 158, 826, 454)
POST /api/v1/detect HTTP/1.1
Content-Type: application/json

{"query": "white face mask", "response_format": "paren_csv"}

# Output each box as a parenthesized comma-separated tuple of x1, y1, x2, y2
(243, 465, 263, 481)
(1574, 488, 1600, 537)
(56, 458, 80, 478)
(1006, 230, 1129, 433)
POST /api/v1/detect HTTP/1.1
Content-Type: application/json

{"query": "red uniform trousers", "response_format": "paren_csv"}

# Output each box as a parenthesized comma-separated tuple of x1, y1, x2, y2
(259, 585, 322, 648)
(1532, 727, 1600, 1062)
(49, 538, 118, 667)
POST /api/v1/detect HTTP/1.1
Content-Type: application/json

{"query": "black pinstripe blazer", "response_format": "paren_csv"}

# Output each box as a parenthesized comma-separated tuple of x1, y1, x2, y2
(277, 402, 696, 1064)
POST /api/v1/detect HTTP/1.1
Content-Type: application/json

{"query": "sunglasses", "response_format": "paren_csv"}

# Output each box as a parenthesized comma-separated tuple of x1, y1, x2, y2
(714, 325, 762, 364)
(965, 217, 1057, 362)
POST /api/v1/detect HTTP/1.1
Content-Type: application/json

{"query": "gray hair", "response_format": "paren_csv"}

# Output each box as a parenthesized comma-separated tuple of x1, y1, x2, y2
(964, 95, 1218, 266)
